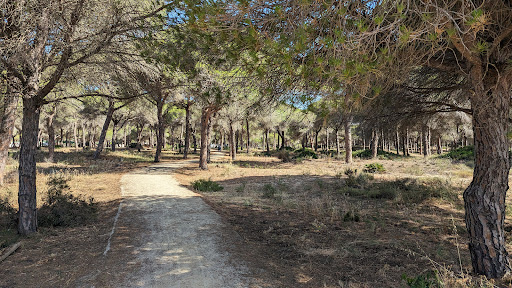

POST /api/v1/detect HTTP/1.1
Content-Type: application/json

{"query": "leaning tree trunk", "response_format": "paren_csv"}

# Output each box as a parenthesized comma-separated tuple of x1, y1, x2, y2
(344, 116, 353, 164)
(46, 105, 56, 163)
(18, 97, 41, 235)
(199, 107, 213, 170)
(463, 76, 511, 278)
(0, 80, 20, 185)
(183, 101, 191, 159)
(93, 102, 114, 159)
(154, 102, 164, 163)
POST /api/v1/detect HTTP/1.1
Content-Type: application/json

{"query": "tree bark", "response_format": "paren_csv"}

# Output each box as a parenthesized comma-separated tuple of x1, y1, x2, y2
(265, 129, 270, 153)
(335, 128, 340, 157)
(73, 121, 79, 151)
(111, 122, 117, 152)
(422, 125, 429, 158)
(229, 121, 236, 161)
(199, 107, 213, 169)
(344, 116, 353, 164)
(246, 118, 250, 154)
(154, 101, 164, 162)
(183, 100, 191, 159)
(18, 97, 41, 235)
(0, 79, 20, 185)
(370, 129, 379, 159)
(46, 104, 57, 163)
(206, 113, 212, 163)
(93, 101, 114, 159)
(463, 74, 511, 278)
(81, 122, 87, 150)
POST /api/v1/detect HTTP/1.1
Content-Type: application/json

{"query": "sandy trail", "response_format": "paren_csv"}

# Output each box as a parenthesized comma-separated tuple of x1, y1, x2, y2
(104, 153, 249, 287)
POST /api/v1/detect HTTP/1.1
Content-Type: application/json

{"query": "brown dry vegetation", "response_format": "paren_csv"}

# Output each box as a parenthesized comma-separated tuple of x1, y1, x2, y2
(175, 152, 512, 288)
(0, 147, 187, 287)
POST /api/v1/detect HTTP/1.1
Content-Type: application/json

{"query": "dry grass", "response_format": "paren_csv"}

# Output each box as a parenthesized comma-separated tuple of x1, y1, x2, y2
(175, 152, 508, 288)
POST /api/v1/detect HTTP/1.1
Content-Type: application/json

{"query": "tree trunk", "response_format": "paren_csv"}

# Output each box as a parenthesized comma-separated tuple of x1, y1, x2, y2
(463, 75, 511, 278)
(199, 107, 213, 170)
(18, 97, 41, 235)
(325, 126, 329, 152)
(111, 122, 117, 152)
(235, 130, 239, 153)
(81, 122, 87, 150)
(193, 130, 197, 153)
(93, 101, 114, 159)
(246, 118, 250, 154)
(344, 116, 353, 164)
(230, 121, 236, 161)
(46, 104, 56, 163)
(335, 128, 340, 157)
(422, 125, 428, 158)
(206, 113, 212, 163)
(370, 129, 379, 159)
(314, 129, 319, 151)
(265, 129, 270, 153)
(396, 128, 400, 155)
(436, 135, 442, 155)
(0, 80, 20, 185)
(154, 102, 164, 163)
(74, 121, 79, 151)
(183, 101, 191, 159)
(280, 130, 285, 149)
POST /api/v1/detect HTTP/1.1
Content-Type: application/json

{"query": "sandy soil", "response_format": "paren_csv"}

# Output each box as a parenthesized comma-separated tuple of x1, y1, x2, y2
(79, 153, 253, 287)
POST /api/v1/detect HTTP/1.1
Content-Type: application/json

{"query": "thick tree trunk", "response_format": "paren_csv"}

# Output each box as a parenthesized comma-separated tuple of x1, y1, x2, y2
(0, 80, 20, 185)
(46, 105, 56, 163)
(344, 116, 353, 164)
(183, 101, 191, 159)
(199, 107, 213, 170)
(18, 97, 41, 235)
(370, 129, 379, 159)
(154, 102, 164, 163)
(93, 102, 114, 159)
(463, 76, 511, 278)
(280, 130, 285, 149)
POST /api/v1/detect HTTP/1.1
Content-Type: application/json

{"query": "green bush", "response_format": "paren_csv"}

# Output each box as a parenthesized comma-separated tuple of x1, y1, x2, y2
(192, 179, 224, 192)
(261, 183, 277, 199)
(344, 168, 374, 189)
(275, 150, 292, 162)
(353, 149, 399, 160)
(363, 163, 386, 173)
(38, 174, 97, 227)
(293, 148, 318, 159)
(440, 146, 474, 161)
(402, 271, 441, 288)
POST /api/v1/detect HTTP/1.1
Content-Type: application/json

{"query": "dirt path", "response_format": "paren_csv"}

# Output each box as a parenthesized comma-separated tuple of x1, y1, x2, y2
(84, 153, 251, 287)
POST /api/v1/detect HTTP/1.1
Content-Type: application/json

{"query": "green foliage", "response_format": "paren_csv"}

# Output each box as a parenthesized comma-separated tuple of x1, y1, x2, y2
(192, 179, 224, 192)
(293, 148, 318, 159)
(439, 146, 474, 161)
(38, 174, 97, 227)
(402, 271, 442, 288)
(352, 149, 399, 160)
(343, 211, 360, 222)
(344, 168, 374, 188)
(261, 183, 278, 199)
(363, 163, 386, 173)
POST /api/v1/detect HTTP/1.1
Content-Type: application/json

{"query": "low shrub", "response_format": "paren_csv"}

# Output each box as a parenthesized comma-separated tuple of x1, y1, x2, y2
(38, 174, 97, 227)
(293, 148, 318, 159)
(353, 149, 399, 160)
(192, 179, 224, 192)
(440, 146, 474, 161)
(275, 150, 292, 162)
(0, 193, 16, 229)
(363, 163, 386, 173)
(402, 271, 441, 288)
(261, 183, 278, 199)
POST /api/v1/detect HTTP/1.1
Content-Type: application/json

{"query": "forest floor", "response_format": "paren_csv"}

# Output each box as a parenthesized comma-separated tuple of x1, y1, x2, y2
(174, 151, 512, 288)
(2, 148, 512, 287)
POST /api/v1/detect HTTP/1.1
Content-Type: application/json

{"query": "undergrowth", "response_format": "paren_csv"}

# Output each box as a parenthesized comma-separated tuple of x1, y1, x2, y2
(192, 178, 224, 192)
(38, 174, 97, 227)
